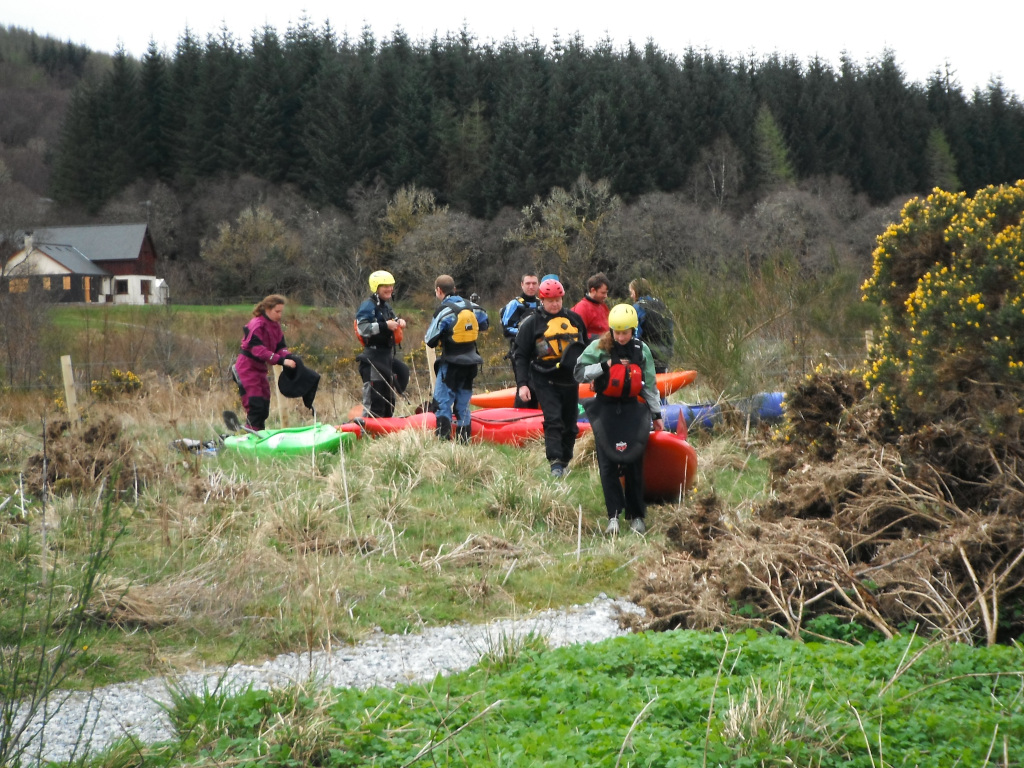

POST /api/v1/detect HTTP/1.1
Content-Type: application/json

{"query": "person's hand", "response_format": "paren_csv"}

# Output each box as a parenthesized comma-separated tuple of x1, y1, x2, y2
(283, 358, 297, 369)
(652, 417, 664, 432)
(517, 385, 531, 403)
(386, 319, 399, 330)
(398, 318, 407, 329)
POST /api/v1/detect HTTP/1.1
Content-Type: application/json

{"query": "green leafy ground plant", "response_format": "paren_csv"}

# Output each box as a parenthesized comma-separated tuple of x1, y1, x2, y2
(122, 630, 1024, 767)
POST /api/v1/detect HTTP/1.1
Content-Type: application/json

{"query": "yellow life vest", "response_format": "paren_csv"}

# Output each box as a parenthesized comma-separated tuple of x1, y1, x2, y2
(534, 316, 582, 362)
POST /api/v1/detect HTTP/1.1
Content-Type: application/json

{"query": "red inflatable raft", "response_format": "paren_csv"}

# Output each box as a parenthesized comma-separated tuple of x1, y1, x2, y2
(469, 369, 697, 409)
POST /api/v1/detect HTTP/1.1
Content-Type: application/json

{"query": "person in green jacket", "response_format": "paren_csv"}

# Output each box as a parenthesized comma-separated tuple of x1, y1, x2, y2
(574, 303, 664, 535)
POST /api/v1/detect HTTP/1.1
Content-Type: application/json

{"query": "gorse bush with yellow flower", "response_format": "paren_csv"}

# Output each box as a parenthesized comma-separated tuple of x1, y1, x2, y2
(862, 181, 1024, 430)
(90, 368, 143, 400)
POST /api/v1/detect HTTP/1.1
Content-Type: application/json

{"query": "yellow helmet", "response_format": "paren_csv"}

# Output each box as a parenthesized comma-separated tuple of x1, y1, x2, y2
(368, 270, 396, 293)
(608, 303, 639, 331)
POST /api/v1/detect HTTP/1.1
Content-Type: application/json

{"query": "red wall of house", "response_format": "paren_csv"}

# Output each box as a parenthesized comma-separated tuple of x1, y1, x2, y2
(92, 233, 157, 276)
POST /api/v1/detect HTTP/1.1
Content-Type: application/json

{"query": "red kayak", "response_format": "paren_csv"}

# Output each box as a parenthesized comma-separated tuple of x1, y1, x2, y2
(470, 407, 592, 446)
(470, 370, 697, 409)
(357, 411, 437, 437)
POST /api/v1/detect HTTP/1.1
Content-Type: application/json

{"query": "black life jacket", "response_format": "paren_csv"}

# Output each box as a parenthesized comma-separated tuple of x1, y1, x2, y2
(595, 338, 645, 401)
(359, 296, 399, 349)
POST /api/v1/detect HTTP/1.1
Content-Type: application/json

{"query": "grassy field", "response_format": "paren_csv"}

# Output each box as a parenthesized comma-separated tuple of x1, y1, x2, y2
(1, 374, 761, 692)
(7, 296, 1023, 766)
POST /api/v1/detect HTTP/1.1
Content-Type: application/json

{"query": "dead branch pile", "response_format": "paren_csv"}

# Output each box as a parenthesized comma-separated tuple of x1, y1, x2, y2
(419, 533, 522, 571)
(632, 372, 1024, 645)
(22, 415, 158, 497)
(67, 571, 212, 628)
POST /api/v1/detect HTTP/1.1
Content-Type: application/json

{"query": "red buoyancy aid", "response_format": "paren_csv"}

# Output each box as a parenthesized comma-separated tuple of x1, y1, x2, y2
(595, 338, 645, 400)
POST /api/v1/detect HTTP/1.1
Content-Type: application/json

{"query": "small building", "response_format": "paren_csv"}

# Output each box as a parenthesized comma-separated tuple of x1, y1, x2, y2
(3, 224, 169, 305)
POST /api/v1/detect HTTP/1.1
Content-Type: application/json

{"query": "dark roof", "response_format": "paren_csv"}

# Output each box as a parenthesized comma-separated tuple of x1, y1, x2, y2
(5, 243, 110, 277)
(28, 224, 150, 262)
(39, 244, 111, 275)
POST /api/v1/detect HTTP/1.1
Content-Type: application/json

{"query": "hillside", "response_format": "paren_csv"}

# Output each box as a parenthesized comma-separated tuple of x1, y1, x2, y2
(0, 26, 111, 198)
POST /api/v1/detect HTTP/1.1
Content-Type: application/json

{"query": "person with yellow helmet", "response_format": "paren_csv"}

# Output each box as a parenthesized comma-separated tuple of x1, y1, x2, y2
(355, 270, 409, 418)
(575, 303, 664, 535)
(512, 278, 589, 477)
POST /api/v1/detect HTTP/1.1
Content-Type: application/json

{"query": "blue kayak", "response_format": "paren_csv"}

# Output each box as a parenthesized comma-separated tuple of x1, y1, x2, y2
(663, 392, 785, 432)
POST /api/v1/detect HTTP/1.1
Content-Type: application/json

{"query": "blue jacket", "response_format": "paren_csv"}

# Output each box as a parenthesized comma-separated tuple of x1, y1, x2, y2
(425, 294, 489, 366)
(356, 294, 399, 349)
(500, 293, 540, 338)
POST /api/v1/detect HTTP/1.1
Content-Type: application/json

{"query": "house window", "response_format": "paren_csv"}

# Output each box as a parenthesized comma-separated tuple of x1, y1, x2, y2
(63, 276, 71, 290)
(9, 278, 29, 293)
(43, 277, 51, 290)
(116, 279, 129, 295)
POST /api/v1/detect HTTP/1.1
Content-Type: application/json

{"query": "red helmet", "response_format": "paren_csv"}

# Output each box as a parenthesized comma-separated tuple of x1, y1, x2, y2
(538, 278, 564, 298)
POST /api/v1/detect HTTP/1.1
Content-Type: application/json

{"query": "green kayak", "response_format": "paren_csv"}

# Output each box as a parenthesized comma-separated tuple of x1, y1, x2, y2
(223, 424, 352, 456)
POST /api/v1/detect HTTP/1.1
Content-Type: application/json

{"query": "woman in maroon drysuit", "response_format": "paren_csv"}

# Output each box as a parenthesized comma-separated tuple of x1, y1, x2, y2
(233, 294, 296, 430)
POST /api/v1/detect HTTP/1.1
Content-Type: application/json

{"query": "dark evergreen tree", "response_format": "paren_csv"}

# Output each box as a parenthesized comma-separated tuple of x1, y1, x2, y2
(138, 40, 171, 180)
(301, 28, 376, 206)
(51, 87, 105, 208)
(233, 26, 290, 181)
(926, 67, 977, 189)
(794, 56, 845, 178)
(283, 16, 335, 186)
(98, 46, 143, 193)
(862, 51, 929, 195)
(48, 23, 1024, 215)
(642, 43, 691, 190)
(970, 80, 1024, 186)
(377, 31, 435, 189)
(166, 28, 205, 185)
(483, 38, 551, 214)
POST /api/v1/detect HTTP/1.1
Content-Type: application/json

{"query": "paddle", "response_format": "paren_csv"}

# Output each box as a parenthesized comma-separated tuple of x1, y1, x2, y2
(222, 410, 259, 434)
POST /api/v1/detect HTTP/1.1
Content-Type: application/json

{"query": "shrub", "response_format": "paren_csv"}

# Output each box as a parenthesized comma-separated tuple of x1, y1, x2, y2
(90, 368, 143, 400)
(861, 182, 1024, 429)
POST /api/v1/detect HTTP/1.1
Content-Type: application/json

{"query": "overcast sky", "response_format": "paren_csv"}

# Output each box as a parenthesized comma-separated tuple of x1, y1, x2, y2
(5, 1, 1021, 97)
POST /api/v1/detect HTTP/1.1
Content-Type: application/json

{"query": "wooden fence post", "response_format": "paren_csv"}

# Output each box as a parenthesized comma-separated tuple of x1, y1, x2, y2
(60, 355, 79, 422)
(425, 344, 437, 391)
(271, 365, 286, 427)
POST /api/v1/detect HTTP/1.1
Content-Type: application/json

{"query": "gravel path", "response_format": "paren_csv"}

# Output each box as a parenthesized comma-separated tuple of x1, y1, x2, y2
(16, 595, 643, 765)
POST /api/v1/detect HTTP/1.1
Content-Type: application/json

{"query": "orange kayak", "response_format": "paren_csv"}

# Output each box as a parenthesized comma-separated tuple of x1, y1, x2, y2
(470, 369, 697, 409)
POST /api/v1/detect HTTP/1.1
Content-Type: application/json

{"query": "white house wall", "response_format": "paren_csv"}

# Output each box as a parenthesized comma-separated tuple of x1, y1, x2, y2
(4, 251, 71, 275)
(109, 275, 168, 305)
